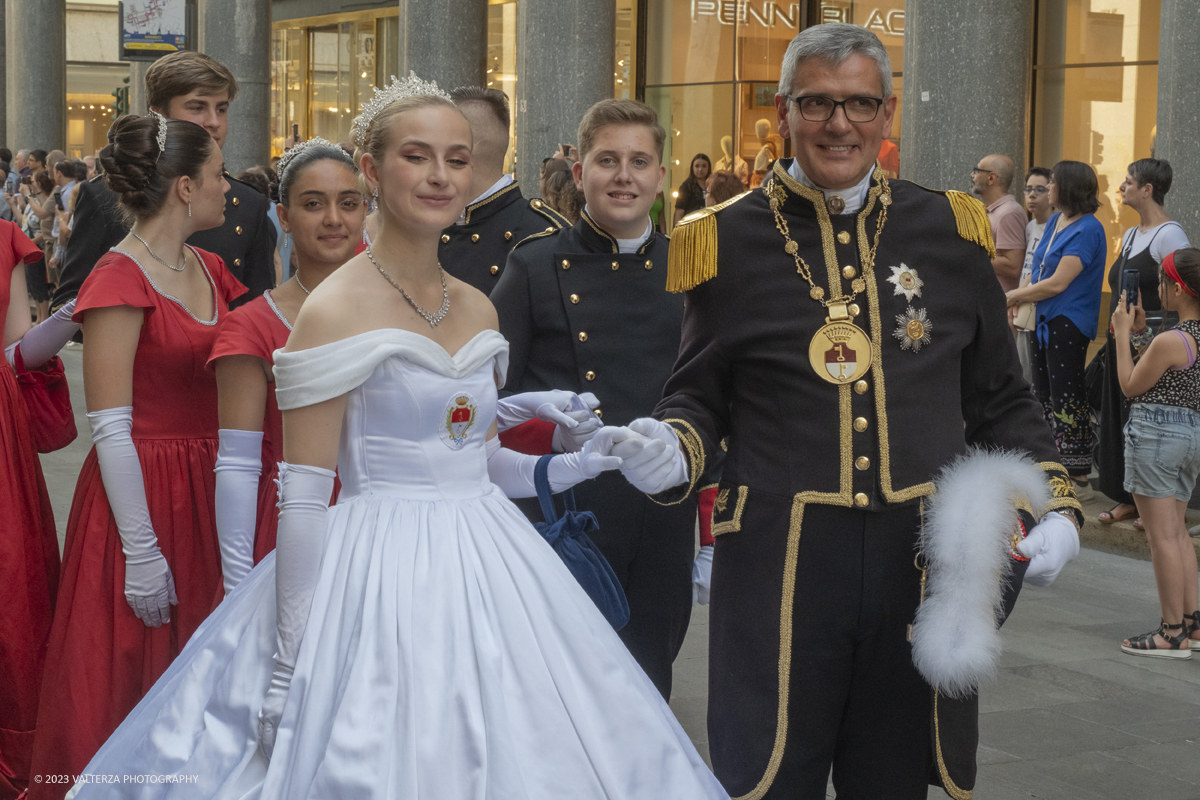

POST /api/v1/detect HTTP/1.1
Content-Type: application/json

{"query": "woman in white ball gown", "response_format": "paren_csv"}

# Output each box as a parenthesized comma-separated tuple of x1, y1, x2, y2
(67, 76, 727, 800)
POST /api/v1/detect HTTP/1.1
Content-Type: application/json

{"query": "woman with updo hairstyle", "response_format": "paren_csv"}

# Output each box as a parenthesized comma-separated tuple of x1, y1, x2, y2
(66, 76, 724, 798)
(28, 111, 248, 794)
(207, 139, 364, 596)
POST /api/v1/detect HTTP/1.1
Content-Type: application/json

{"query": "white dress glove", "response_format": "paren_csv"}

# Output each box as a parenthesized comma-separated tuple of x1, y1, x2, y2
(88, 406, 177, 628)
(485, 426, 624, 499)
(494, 390, 601, 431)
(214, 429, 264, 595)
(5, 297, 80, 369)
(259, 461, 336, 759)
(693, 544, 714, 605)
(1017, 512, 1080, 587)
(610, 418, 690, 495)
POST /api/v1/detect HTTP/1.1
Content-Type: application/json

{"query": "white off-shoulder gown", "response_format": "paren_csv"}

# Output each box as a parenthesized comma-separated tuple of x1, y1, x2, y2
(69, 329, 727, 800)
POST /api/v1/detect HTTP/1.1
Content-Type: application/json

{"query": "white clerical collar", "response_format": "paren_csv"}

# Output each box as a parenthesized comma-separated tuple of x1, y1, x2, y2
(787, 160, 873, 216)
(456, 174, 515, 224)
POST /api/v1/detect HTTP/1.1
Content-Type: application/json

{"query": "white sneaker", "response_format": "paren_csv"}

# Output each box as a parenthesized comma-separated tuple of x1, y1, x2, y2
(1072, 480, 1095, 502)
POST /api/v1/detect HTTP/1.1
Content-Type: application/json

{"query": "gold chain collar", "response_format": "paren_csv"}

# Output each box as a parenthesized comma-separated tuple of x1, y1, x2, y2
(766, 175, 891, 320)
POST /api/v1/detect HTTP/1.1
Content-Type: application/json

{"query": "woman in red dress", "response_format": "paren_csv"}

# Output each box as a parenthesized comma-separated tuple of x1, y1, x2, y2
(209, 139, 364, 594)
(0, 220, 61, 800)
(28, 113, 246, 799)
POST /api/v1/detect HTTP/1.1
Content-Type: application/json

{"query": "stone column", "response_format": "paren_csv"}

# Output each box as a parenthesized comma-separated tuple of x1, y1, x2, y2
(201, 0, 270, 172)
(1157, 0, 1200, 242)
(129, 62, 150, 117)
(397, 0, 486, 91)
(515, 0, 615, 193)
(0, 1, 7, 149)
(6, 0, 66, 151)
(900, 0, 1033, 194)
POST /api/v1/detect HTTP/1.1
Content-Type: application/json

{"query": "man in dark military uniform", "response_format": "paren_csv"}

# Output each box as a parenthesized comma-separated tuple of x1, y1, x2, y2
(53, 51, 274, 313)
(438, 87, 566, 295)
(491, 98, 696, 699)
(612, 24, 1083, 799)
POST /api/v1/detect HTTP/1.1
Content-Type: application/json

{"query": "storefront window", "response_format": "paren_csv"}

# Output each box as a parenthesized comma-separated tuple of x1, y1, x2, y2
(271, 27, 306, 156)
(68, 63, 128, 158)
(1033, 0, 1160, 306)
(615, 0, 637, 99)
(487, 0, 519, 172)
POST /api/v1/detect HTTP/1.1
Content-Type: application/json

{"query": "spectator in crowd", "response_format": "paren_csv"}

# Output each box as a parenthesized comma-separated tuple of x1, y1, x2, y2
(236, 169, 270, 198)
(1011, 166, 1054, 381)
(1006, 160, 1107, 497)
(28, 150, 47, 176)
(671, 153, 710, 227)
(1111, 248, 1200, 658)
(48, 160, 81, 278)
(705, 169, 743, 206)
(972, 154, 1026, 292)
(11, 149, 31, 184)
(45, 150, 65, 171)
(20, 172, 57, 323)
(83, 156, 98, 179)
(1097, 158, 1191, 525)
(542, 167, 584, 224)
(540, 156, 571, 203)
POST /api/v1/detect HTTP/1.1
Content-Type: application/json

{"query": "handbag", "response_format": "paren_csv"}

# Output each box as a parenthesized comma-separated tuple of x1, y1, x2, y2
(532, 455, 630, 631)
(13, 348, 78, 453)
(1015, 221, 1062, 332)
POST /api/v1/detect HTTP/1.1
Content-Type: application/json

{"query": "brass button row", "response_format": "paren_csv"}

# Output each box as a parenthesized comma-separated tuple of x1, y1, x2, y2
(853, 416, 868, 432)
(854, 380, 868, 395)
(441, 234, 450, 243)
(585, 370, 596, 381)
(232, 196, 240, 206)
(490, 265, 499, 275)
(837, 230, 850, 245)
(855, 456, 870, 471)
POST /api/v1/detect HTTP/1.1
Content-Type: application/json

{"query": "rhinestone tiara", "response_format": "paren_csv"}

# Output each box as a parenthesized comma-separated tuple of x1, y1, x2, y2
(351, 72, 452, 149)
(150, 110, 168, 164)
(276, 137, 350, 181)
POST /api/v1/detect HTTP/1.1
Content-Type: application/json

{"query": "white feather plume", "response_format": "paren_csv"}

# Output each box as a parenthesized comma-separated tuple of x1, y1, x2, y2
(911, 448, 1051, 699)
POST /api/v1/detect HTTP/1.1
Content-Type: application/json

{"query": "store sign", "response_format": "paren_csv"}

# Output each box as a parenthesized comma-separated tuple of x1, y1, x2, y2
(820, 6, 905, 38)
(690, 1, 801, 29)
(119, 0, 191, 61)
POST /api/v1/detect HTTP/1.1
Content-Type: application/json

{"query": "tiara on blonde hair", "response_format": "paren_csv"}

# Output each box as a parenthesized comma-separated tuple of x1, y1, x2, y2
(276, 136, 349, 180)
(352, 72, 451, 148)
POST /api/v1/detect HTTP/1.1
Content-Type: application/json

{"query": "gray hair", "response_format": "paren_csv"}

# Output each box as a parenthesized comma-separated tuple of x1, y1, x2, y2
(777, 23, 893, 99)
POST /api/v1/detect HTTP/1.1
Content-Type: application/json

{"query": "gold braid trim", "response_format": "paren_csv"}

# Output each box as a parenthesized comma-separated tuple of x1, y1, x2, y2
(932, 691, 974, 800)
(1040, 461, 1084, 523)
(648, 418, 705, 506)
(944, 191, 996, 259)
(665, 190, 752, 293)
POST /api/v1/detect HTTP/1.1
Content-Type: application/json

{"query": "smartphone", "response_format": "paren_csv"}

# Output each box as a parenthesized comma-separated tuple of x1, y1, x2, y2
(293, 123, 299, 140)
(54, 193, 64, 211)
(1122, 269, 1140, 309)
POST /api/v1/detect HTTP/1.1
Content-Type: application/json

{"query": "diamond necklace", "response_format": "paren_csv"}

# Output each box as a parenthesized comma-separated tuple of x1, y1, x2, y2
(294, 272, 311, 295)
(131, 232, 186, 272)
(365, 244, 450, 327)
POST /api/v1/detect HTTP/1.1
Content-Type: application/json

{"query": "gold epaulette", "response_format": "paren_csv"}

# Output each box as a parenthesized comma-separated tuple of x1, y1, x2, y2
(666, 190, 751, 293)
(943, 190, 996, 259)
(510, 225, 560, 251)
(529, 197, 569, 229)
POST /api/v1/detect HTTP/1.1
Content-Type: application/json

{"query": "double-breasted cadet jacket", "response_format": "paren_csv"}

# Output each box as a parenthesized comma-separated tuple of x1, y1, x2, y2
(439, 180, 567, 296)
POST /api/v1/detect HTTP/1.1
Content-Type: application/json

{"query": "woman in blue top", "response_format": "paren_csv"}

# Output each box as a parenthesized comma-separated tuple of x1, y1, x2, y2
(1006, 160, 1107, 496)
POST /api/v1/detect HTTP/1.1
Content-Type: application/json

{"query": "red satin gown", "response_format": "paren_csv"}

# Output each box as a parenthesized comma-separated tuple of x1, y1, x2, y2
(27, 247, 246, 800)
(0, 221, 60, 800)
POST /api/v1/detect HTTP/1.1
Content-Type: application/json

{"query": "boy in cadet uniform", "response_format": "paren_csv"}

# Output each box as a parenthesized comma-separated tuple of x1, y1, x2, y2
(491, 99, 701, 699)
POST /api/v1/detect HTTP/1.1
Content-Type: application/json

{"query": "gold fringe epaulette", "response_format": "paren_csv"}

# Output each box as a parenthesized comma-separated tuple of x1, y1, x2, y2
(944, 190, 996, 259)
(666, 190, 751, 293)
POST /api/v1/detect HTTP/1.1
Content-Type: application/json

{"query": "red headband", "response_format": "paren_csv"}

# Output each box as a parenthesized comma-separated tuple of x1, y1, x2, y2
(1163, 251, 1198, 298)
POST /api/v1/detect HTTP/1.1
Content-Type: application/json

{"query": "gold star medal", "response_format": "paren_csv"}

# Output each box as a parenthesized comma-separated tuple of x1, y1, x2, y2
(886, 264, 923, 301)
(894, 306, 932, 353)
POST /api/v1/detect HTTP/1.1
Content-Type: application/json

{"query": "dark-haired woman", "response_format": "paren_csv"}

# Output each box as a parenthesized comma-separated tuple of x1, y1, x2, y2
(671, 153, 710, 227)
(28, 113, 246, 800)
(0, 220, 61, 798)
(1006, 161, 1108, 495)
(1096, 159, 1191, 524)
(208, 140, 364, 595)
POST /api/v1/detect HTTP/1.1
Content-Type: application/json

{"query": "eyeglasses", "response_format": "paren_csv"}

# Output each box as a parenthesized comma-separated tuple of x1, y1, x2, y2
(786, 95, 884, 122)
(1023, 185, 1049, 196)
(971, 167, 995, 176)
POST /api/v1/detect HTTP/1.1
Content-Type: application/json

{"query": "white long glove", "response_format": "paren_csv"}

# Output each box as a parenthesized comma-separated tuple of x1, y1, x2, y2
(485, 426, 624, 499)
(259, 461, 336, 760)
(88, 407, 177, 627)
(610, 418, 690, 495)
(495, 390, 600, 431)
(214, 429, 264, 595)
(5, 298, 80, 369)
(692, 545, 714, 605)
(1017, 512, 1080, 587)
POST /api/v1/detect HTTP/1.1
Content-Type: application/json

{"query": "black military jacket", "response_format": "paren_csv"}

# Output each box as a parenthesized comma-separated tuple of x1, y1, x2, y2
(492, 210, 680, 426)
(439, 180, 567, 296)
(53, 173, 275, 312)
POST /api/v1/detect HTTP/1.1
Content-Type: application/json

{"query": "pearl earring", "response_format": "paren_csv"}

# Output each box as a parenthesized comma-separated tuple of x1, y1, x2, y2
(188, 201, 192, 218)
(284, 232, 290, 249)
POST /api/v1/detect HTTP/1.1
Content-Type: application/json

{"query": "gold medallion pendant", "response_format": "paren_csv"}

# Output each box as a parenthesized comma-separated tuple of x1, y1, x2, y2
(809, 304, 872, 384)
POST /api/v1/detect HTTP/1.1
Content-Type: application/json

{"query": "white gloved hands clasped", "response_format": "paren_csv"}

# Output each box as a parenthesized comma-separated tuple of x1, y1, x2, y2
(495, 391, 603, 451)
(1017, 512, 1080, 587)
(692, 544, 714, 605)
(609, 418, 689, 495)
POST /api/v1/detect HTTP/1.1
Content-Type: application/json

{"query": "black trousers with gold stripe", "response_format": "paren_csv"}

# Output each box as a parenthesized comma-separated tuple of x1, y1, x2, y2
(709, 494, 932, 800)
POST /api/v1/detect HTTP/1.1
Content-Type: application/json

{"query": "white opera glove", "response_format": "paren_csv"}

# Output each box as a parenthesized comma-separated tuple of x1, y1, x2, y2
(88, 407, 177, 628)
(5, 298, 80, 368)
(484, 426, 625, 499)
(259, 461, 336, 760)
(610, 418, 689, 495)
(214, 429, 264, 595)
(552, 396, 603, 453)
(495, 389, 603, 443)
(1017, 512, 1080, 587)
(692, 544, 714, 605)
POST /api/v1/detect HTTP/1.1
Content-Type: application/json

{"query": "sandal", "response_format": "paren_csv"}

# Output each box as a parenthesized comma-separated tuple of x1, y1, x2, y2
(1134, 518, 1145, 531)
(1187, 611, 1200, 651)
(1098, 504, 1138, 524)
(1121, 620, 1192, 659)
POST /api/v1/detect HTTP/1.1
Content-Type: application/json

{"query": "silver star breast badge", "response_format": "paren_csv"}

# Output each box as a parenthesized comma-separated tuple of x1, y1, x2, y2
(894, 306, 933, 353)
(886, 264, 924, 301)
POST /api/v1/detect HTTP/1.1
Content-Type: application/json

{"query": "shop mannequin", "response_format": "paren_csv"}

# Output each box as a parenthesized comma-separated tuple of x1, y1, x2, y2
(714, 135, 749, 188)
(752, 119, 779, 185)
